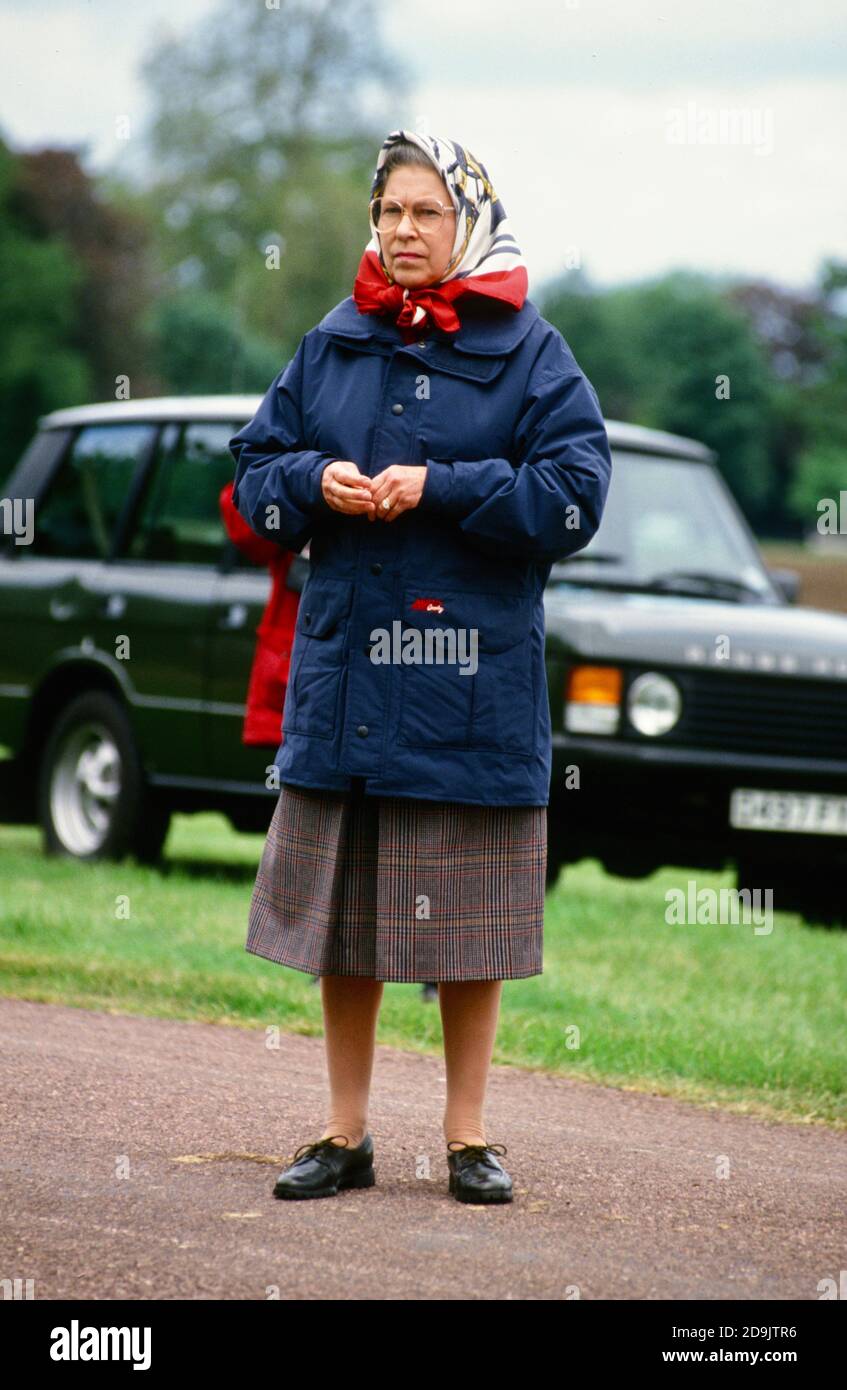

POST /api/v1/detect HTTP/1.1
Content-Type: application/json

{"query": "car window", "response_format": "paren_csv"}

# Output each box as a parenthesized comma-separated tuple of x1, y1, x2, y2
(559, 452, 774, 595)
(27, 423, 155, 559)
(127, 421, 243, 565)
(223, 418, 272, 570)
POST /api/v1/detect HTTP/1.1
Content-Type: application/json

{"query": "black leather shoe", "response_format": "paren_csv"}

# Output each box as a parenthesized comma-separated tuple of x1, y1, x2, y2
(273, 1133, 375, 1199)
(447, 1141, 513, 1203)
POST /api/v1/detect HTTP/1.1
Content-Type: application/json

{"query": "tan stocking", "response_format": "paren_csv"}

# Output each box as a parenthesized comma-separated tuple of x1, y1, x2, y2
(439, 979, 504, 1148)
(318, 975, 384, 1148)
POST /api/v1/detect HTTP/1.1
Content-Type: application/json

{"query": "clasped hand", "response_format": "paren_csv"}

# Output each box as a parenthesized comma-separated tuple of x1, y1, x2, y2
(321, 461, 427, 522)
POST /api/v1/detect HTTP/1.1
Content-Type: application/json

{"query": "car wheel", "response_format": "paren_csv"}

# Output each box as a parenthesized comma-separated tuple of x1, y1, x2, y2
(599, 854, 657, 880)
(37, 690, 170, 864)
(735, 852, 846, 926)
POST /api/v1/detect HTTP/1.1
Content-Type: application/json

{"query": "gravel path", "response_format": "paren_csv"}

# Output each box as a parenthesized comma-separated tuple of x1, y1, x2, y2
(1, 997, 844, 1300)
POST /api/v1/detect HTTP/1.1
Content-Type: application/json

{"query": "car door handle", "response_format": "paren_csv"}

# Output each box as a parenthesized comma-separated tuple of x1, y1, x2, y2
(286, 554, 310, 593)
(49, 595, 78, 621)
(218, 602, 248, 630)
(101, 593, 126, 619)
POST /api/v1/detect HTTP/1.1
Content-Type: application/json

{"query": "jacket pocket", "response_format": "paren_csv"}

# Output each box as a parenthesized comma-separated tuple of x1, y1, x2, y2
(282, 575, 352, 739)
(396, 587, 534, 752)
(468, 641, 535, 755)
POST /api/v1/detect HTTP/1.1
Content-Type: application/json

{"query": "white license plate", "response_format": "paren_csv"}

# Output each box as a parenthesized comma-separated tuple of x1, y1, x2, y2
(730, 787, 847, 835)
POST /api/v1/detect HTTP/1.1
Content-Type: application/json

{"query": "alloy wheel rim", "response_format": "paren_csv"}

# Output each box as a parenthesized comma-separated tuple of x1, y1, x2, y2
(49, 720, 122, 854)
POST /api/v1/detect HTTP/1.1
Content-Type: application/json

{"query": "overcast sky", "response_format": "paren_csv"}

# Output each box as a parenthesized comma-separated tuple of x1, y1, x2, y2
(1, 0, 844, 295)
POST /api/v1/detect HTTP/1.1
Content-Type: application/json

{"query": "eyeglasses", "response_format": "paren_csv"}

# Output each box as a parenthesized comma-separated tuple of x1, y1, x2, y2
(368, 195, 456, 236)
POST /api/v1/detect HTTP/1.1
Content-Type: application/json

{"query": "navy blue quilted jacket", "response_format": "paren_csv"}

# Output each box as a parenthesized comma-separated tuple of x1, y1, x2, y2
(229, 294, 612, 805)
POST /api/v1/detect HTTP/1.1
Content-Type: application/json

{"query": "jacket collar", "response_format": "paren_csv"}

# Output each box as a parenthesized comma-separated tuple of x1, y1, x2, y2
(316, 294, 539, 358)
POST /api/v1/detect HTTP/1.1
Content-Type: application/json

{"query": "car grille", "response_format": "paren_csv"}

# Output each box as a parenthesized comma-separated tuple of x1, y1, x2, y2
(653, 670, 847, 760)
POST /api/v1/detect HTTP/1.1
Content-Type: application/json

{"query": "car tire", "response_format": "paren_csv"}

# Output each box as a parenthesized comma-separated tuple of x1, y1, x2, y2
(37, 690, 171, 864)
(545, 853, 562, 889)
(735, 851, 845, 926)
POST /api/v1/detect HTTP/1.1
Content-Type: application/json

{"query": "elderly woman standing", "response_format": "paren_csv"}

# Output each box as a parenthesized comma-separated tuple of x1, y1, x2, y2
(230, 129, 612, 1204)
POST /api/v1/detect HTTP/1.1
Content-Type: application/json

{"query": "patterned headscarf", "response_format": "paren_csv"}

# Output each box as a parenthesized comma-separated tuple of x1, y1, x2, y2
(352, 129, 529, 338)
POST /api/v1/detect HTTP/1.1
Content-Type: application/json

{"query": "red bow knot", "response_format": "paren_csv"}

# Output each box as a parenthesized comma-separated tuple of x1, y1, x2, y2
(352, 248, 528, 338)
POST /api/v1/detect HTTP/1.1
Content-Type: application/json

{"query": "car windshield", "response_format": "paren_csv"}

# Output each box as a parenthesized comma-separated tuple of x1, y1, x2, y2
(549, 450, 779, 602)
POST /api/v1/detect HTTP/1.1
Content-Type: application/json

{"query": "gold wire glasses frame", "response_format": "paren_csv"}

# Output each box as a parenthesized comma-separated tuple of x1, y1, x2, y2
(368, 195, 457, 236)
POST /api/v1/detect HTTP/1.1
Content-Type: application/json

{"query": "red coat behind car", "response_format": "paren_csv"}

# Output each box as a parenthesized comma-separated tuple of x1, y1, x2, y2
(218, 480, 299, 747)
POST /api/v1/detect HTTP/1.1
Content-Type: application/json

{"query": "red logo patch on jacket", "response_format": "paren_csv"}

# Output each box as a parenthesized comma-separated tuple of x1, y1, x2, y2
(410, 597, 445, 615)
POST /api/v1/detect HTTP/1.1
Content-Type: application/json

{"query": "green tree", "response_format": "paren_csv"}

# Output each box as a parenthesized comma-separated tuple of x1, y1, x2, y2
(539, 269, 774, 523)
(137, 0, 406, 357)
(0, 137, 91, 480)
(786, 259, 847, 532)
(146, 291, 283, 393)
(16, 146, 159, 402)
(788, 441, 847, 531)
(539, 269, 635, 421)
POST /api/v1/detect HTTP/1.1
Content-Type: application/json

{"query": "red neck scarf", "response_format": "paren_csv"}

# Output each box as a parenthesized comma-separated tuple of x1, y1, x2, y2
(353, 249, 527, 340)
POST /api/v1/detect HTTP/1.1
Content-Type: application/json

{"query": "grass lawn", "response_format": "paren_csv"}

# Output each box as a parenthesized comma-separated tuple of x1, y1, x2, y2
(2, 811, 844, 1130)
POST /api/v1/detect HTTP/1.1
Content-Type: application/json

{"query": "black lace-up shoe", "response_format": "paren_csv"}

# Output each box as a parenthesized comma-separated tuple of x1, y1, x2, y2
(446, 1141, 513, 1204)
(273, 1133, 375, 1199)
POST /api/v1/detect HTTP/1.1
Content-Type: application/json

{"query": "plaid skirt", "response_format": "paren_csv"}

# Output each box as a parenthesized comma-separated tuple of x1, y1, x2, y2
(245, 777, 546, 982)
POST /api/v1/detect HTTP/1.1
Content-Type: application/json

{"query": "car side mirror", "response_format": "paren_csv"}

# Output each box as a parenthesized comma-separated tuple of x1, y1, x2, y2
(767, 567, 801, 604)
(286, 552, 310, 594)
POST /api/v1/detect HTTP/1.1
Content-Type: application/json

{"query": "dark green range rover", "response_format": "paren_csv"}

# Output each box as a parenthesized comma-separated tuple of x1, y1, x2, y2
(1, 399, 845, 922)
(544, 423, 847, 920)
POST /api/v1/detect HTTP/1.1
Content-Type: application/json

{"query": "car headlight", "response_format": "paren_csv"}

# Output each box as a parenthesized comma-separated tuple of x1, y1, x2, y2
(627, 672, 682, 736)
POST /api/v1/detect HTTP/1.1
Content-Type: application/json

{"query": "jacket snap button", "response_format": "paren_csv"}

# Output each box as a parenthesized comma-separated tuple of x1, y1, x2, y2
(391, 403, 404, 414)
(357, 724, 369, 737)
(370, 562, 383, 575)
